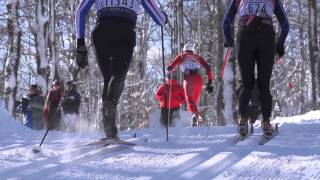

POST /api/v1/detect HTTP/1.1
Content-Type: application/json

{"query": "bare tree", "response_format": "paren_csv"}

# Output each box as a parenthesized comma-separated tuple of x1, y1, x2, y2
(4, 0, 22, 115)
(35, 0, 49, 95)
(308, 0, 319, 109)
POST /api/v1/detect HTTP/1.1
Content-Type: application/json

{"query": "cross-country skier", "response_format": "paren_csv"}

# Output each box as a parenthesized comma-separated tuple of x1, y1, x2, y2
(156, 72, 186, 127)
(75, 0, 167, 140)
(167, 43, 214, 126)
(222, 0, 289, 136)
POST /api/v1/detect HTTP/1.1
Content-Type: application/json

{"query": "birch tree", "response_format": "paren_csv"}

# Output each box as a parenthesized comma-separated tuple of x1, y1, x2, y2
(4, 0, 21, 115)
(35, 0, 49, 95)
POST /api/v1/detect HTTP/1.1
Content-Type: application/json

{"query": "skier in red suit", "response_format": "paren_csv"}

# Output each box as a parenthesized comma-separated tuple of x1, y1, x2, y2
(156, 73, 186, 127)
(167, 43, 214, 126)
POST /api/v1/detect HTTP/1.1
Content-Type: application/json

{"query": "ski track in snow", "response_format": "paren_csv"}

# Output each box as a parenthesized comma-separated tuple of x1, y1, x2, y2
(1, 109, 320, 179)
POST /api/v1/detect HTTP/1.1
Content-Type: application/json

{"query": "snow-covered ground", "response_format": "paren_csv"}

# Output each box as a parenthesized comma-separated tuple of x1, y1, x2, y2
(1, 102, 320, 180)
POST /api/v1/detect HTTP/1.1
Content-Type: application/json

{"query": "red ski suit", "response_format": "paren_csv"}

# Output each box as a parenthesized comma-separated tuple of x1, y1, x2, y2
(156, 79, 186, 109)
(167, 51, 214, 114)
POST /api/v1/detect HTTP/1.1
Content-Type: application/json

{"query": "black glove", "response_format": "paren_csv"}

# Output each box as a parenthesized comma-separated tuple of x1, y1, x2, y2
(224, 41, 234, 48)
(76, 38, 88, 68)
(206, 80, 213, 93)
(276, 42, 285, 58)
(162, 11, 168, 25)
(167, 66, 173, 71)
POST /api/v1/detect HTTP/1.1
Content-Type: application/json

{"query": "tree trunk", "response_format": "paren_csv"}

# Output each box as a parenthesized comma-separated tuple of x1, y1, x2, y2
(35, 0, 49, 95)
(172, 0, 184, 56)
(308, 0, 318, 109)
(298, 0, 307, 113)
(4, 0, 22, 115)
(216, 0, 226, 125)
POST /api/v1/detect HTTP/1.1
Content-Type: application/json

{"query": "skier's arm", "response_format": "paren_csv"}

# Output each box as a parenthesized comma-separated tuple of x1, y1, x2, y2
(274, 0, 289, 46)
(155, 86, 164, 101)
(75, 0, 95, 40)
(197, 55, 214, 81)
(167, 54, 183, 71)
(178, 87, 186, 104)
(141, 0, 167, 26)
(222, 0, 237, 47)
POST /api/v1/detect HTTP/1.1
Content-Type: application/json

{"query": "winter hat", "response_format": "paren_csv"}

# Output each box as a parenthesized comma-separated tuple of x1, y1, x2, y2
(29, 84, 38, 90)
(166, 71, 178, 80)
(53, 80, 61, 86)
(183, 43, 195, 52)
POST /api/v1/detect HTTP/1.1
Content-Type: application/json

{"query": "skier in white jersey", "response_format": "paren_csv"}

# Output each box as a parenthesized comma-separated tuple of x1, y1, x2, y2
(75, 0, 167, 140)
(222, 0, 289, 137)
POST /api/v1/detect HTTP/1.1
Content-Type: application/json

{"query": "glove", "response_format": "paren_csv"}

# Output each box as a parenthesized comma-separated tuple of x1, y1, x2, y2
(167, 66, 173, 72)
(162, 11, 168, 25)
(206, 80, 213, 93)
(76, 38, 88, 68)
(276, 42, 285, 58)
(223, 41, 234, 48)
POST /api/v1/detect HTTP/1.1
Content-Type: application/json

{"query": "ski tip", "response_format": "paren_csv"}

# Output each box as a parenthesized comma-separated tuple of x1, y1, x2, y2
(31, 146, 41, 154)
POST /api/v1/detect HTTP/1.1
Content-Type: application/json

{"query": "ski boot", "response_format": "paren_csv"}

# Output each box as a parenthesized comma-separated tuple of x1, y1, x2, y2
(192, 114, 198, 127)
(261, 120, 274, 137)
(238, 115, 248, 137)
(102, 100, 119, 141)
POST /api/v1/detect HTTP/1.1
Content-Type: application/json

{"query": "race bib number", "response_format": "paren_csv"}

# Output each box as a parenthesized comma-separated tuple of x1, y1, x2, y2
(95, 0, 140, 13)
(181, 59, 200, 72)
(239, 0, 267, 16)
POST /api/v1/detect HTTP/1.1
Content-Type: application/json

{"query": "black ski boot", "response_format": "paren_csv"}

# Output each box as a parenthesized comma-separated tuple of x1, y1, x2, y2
(238, 116, 248, 137)
(261, 120, 274, 137)
(102, 100, 119, 140)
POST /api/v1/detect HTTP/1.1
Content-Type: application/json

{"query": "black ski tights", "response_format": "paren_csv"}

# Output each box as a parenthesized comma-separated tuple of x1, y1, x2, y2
(237, 24, 275, 121)
(92, 17, 135, 134)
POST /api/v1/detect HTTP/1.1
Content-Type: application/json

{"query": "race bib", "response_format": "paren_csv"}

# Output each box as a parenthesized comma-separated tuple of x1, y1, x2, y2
(95, 0, 140, 13)
(239, 0, 273, 17)
(181, 59, 200, 72)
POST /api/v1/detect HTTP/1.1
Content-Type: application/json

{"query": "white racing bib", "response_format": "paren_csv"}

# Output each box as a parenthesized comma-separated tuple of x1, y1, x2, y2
(95, 0, 141, 13)
(238, 0, 274, 17)
(180, 59, 201, 72)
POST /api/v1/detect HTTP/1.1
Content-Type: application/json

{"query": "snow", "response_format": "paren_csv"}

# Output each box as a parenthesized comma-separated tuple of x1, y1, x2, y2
(1, 100, 320, 179)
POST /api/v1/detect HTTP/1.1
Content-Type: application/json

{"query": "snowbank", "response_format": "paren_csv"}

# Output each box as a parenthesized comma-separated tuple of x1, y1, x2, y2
(0, 101, 35, 140)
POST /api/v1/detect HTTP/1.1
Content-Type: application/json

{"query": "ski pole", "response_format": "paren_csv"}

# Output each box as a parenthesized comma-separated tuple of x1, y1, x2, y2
(214, 47, 231, 101)
(160, 26, 169, 142)
(206, 47, 231, 138)
(32, 67, 80, 153)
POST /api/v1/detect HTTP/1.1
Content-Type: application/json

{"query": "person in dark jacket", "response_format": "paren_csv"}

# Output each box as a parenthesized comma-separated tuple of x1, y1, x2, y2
(222, 0, 289, 136)
(43, 80, 63, 130)
(75, 0, 167, 140)
(16, 85, 45, 130)
(62, 81, 81, 131)
(27, 85, 45, 130)
(156, 73, 186, 127)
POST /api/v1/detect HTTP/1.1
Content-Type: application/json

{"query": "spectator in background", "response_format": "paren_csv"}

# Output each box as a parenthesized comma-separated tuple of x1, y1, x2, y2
(62, 81, 81, 131)
(16, 84, 45, 130)
(27, 85, 45, 130)
(156, 72, 186, 127)
(43, 80, 63, 130)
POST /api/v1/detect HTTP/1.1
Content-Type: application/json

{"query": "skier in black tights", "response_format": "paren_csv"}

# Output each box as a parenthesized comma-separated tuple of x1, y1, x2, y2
(222, 0, 289, 136)
(75, 0, 167, 140)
